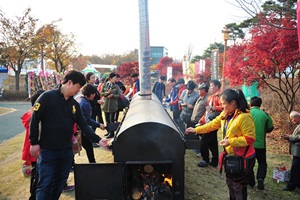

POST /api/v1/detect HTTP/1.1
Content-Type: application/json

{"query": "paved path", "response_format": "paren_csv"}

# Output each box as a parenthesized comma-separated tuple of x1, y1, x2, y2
(0, 101, 31, 143)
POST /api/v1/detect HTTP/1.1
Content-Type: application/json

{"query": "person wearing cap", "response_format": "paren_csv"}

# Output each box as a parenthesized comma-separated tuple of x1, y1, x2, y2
(176, 78, 186, 112)
(191, 83, 209, 126)
(179, 80, 199, 129)
(197, 79, 222, 168)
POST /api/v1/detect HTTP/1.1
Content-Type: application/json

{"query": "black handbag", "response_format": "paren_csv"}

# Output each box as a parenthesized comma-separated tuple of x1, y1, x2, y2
(223, 146, 249, 176)
(207, 111, 220, 120)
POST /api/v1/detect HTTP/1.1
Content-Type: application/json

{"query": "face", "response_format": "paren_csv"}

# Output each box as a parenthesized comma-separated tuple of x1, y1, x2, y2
(198, 88, 206, 96)
(290, 115, 300, 125)
(168, 81, 175, 88)
(88, 93, 96, 100)
(188, 89, 194, 94)
(131, 77, 137, 82)
(210, 83, 219, 94)
(67, 81, 81, 97)
(220, 96, 237, 114)
(88, 74, 96, 84)
(109, 76, 117, 83)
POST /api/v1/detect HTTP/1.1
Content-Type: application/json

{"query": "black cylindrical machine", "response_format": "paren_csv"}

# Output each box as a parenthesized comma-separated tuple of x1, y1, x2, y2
(113, 93, 185, 200)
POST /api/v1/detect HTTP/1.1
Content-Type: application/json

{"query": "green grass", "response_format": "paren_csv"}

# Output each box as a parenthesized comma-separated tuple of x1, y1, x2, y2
(1, 131, 300, 200)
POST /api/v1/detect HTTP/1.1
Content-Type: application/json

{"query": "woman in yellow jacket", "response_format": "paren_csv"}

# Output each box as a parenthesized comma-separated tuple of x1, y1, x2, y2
(186, 89, 256, 200)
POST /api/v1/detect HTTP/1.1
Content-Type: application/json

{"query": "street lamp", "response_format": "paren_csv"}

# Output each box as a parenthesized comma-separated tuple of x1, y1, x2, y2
(221, 26, 230, 91)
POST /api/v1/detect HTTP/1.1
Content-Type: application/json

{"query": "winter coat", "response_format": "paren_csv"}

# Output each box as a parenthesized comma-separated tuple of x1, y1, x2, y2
(195, 109, 256, 158)
(100, 81, 121, 113)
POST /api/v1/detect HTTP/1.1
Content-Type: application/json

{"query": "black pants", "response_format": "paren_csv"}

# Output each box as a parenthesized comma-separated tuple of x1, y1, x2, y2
(29, 162, 37, 200)
(249, 148, 267, 185)
(105, 112, 116, 135)
(226, 156, 256, 200)
(81, 132, 96, 163)
(200, 130, 219, 165)
(287, 155, 300, 189)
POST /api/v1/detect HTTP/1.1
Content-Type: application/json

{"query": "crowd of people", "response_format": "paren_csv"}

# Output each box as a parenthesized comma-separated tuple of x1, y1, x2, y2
(21, 70, 136, 200)
(20, 71, 300, 199)
(162, 77, 298, 199)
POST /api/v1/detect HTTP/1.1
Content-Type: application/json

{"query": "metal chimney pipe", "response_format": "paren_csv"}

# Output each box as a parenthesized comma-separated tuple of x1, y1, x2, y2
(138, 0, 151, 100)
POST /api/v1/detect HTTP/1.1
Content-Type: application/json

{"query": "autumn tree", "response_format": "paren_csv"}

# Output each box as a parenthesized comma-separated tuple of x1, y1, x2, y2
(40, 23, 78, 73)
(117, 61, 139, 83)
(232, 0, 296, 30)
(156, 56, 173, 76)
(0, 8, 38, 90)
(225, 15, 300, 113)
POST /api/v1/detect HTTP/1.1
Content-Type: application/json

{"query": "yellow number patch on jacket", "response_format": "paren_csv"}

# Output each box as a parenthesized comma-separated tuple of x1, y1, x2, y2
(72, 105, 76, 114)
(34, 103, 41, 111)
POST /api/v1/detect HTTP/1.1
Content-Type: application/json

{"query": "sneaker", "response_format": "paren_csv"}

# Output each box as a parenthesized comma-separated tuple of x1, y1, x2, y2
(257, 179, 264, 190)
(196, 153, 202, 158)
(193, 149, 200, 153)
(197, 160, 208, 167)
(92, 143, 100, 148)
(63, 184, 75, 192)
(69, 166, 74, 172)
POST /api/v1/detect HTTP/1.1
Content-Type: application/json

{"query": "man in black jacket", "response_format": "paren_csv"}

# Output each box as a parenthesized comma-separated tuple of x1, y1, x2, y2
(30, 70, 110, 200)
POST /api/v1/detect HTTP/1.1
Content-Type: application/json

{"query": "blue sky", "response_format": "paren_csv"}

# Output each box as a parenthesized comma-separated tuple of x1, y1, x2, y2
(0, 0, 248, 59)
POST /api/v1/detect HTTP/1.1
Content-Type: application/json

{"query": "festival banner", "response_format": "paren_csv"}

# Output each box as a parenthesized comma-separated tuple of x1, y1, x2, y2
(211, 49, 219, 80)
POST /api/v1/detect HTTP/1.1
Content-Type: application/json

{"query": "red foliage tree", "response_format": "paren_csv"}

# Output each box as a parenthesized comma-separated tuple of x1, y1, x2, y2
(170, 62, 183, 80)
(117, 61, 139, 83)
(156, 56, 173, 76)
(155, 56, 183, 80)
(225, 15, 300, 113)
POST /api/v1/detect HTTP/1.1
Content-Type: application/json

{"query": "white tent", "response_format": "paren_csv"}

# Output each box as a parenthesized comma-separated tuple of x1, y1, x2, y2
(81, 65, 100, 75)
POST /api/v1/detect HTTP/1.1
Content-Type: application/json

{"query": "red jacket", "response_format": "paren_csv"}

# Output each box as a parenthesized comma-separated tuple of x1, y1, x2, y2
(174, 85, 186, 110)
(21, 108, 37, 163)
(199, 90, 222, 124)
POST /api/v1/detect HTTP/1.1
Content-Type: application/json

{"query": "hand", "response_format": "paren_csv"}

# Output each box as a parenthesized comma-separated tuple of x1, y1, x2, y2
(185, 127, 196, 134)
(99, 123, 105, 130)
(187, 104, 193, 109)
(99, 138, 111, 151)
(282, 134, 289, 140)
(98, 99, 105, 105)
(211, 106, 216, 111)
(181, 103, 187, 107)
(30, 144, 40, 158)
(219, 137, 230, 147)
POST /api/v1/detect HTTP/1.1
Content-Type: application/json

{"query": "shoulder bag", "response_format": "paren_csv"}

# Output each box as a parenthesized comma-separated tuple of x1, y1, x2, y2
(223, 146, 249, 177)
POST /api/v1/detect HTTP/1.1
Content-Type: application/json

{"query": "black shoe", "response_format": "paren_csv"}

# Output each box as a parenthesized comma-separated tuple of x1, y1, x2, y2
(197, 160, 208, 167)
(106, 133, 114, 138)
(257, 179, 264, 190)
(282, 187, 295, 191)
(92, 143, 100, 148)
(209, 160, 218, 167)
(248, 180, 255, 188)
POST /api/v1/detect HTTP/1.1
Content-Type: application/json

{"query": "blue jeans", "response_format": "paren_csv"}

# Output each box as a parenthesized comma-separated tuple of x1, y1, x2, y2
(36, 148, 73, 200)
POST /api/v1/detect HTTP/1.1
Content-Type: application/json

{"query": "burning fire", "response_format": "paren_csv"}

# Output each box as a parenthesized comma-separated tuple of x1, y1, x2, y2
(163, 174, 172, 186)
